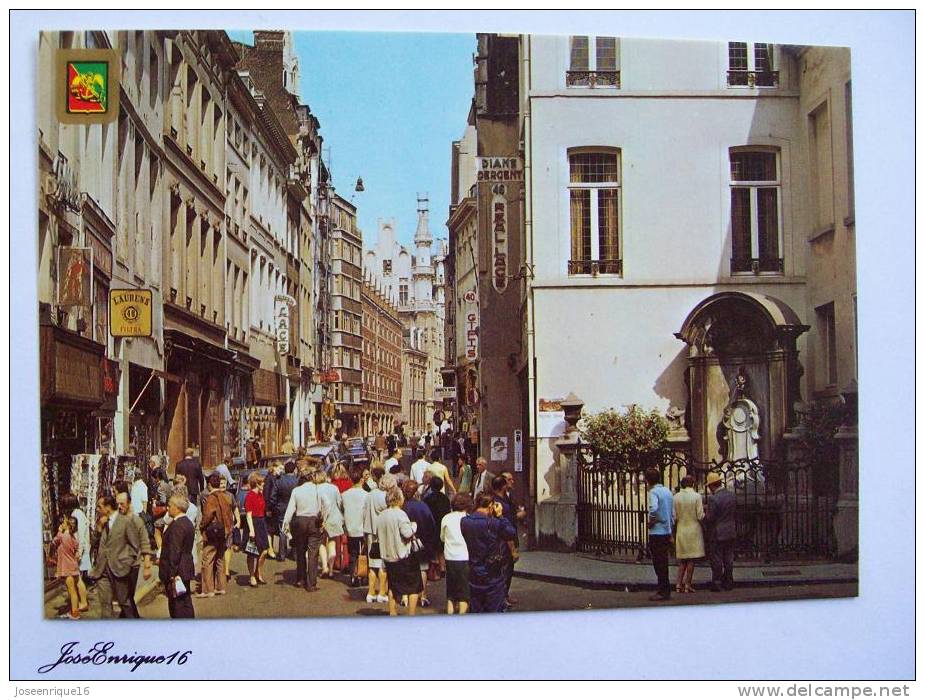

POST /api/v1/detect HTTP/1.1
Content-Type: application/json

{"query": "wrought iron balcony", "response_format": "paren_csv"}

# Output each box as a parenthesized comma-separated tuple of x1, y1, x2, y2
(566, 70, 620, 88)
(731, 256, 784, 274)
(727, 70, 779, 88)
(568, 259, 623, 276)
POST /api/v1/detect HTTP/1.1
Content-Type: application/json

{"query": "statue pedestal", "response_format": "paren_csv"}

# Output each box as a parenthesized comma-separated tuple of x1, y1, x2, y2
(834, 424, 859, 562)
(536, 432, 579, 550)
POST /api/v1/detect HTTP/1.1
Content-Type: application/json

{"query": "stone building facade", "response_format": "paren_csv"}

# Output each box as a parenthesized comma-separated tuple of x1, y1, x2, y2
(360, 275, 403, 437)
(330, 194, 363, 436)
(37, 29, 336, 475)
(364, 200, 448, 434)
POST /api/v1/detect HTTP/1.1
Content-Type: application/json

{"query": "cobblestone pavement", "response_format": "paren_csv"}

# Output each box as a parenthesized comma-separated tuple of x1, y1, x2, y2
(45, 549, 857, 620)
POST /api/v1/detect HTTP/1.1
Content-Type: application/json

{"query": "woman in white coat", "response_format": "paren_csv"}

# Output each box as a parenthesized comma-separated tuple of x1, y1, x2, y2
(672, 475, 705, 593)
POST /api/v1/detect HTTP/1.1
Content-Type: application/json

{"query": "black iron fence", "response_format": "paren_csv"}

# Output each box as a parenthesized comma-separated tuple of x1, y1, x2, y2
(576, 446, 837, 562)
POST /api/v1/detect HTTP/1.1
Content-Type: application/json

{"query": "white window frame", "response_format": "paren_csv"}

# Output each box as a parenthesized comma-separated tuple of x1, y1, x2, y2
(727, 41, 777, 88)
(729, 147, 783, 275)
(566, 148, 622, 276)
(566, 36, 620, 89)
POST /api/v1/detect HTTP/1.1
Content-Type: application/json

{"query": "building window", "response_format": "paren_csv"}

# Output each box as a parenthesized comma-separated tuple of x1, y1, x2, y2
(729, 148, 782, 274)
(567, 150, 621, 275)
(844, 81, 855, 221)
(727, 42, 778, 87)
(809, 101, 834, 231)
(399, 281, 408, 305)
(383, 259, 392, 275)
(567, 36, 619, 88)
(816, 302, 837, 388)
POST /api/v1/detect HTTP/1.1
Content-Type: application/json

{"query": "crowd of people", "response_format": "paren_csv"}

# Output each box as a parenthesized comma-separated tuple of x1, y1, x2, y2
(48, 440, 527, 619)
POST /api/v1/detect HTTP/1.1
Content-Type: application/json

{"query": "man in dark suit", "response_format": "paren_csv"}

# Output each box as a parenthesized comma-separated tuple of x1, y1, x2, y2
(271, 461, 299, 561)
(90, 495, 141, 618)
(174, 448, 205, 503)
(159, 493, 196, 618)
(703, 472, 737, 591)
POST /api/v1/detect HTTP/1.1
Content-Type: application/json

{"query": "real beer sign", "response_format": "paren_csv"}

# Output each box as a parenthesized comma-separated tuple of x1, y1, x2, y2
(492, 194, 508, 293)
(109, 289, 153, 337)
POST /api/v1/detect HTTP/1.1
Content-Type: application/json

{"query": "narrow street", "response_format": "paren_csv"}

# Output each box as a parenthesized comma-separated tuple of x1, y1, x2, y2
(45, 549, 857, 620)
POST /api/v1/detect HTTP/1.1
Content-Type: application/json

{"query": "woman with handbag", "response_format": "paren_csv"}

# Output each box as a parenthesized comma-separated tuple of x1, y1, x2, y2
(377, 486, 422, 616)
(314, 470, 344, 578)
(401, 480, 437, 607)
(460, 492, 517, 614)
(243, 472, 270, 587)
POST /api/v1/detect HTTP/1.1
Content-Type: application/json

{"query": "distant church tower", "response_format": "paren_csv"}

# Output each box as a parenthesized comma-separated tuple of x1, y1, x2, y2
(412, 193, 433, 309)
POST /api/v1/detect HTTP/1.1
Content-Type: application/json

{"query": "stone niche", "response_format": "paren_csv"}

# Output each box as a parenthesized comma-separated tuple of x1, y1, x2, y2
(675, 291, 808, 464)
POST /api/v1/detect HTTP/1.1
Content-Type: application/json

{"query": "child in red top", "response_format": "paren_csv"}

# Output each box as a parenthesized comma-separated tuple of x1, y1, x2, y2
(52, 516, 82, 619)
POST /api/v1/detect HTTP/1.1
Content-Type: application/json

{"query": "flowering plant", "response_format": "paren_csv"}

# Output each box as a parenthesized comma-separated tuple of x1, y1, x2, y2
(579, 405, 668, 466)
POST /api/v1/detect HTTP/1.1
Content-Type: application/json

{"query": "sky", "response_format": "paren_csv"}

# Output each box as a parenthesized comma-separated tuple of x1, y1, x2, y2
(227, 30, 476, 250)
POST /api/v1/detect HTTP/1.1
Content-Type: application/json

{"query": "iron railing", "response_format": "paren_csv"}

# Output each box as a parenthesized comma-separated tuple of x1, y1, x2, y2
(568, 259, 623, 275)
(567, 70, 621, 88)
(731, 256, 784, 274)
(727, 70, 779, 88)
(576, 446, 837, 562)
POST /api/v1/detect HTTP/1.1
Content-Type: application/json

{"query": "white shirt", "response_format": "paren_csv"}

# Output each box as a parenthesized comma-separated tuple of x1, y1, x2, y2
(131, 480, 148, 515)
(411, 458, 431, 483)
(282, 483, 323, 531)
(441, 511, 468, 561)
(383, 457, 399, 472)
(342, 487, 368, 538)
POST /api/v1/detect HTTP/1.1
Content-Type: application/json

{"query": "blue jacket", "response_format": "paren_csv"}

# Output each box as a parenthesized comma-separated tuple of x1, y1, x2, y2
(403, 500, 437, 560)
(460, 512, 516, 584)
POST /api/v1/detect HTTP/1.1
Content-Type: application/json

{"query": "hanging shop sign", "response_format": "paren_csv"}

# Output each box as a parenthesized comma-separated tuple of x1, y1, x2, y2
(109, 289, 153, 337)
(475, 156, 523, 182)
(435, 386, 457, 401)
(464, 289, 479, 362)
(491, 194, 508, 293)
(274, 294, 296, 356)
(56, 247, 93, 307)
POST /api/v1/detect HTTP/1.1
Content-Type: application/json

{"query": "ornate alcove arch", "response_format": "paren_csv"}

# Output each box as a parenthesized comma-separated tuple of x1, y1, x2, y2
(675, 292, 808, 463)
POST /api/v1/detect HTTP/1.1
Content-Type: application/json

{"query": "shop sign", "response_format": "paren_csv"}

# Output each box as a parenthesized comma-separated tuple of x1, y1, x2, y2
(57, 247, 93, 307)
(464, 289, 479, 362)
(435, 386, 456, 400)
(274, 294, 296, 356)
(109, 289, 153, 337)
(54, 340, 103, 404)
(475, 156, 523, 182)
(491, 194, 507, 293)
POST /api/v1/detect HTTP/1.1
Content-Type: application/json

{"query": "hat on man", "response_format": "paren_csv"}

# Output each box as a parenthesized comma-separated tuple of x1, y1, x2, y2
(705, 472, 723, 488)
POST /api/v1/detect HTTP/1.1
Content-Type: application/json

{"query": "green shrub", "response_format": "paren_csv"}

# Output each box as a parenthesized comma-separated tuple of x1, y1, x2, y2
(579, 405, 669, 465)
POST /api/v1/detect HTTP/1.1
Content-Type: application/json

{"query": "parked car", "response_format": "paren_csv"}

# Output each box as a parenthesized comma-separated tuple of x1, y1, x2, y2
(304, 443, 340, 473)
(345, 437, 371, 468)
(230, 453, 297, 496)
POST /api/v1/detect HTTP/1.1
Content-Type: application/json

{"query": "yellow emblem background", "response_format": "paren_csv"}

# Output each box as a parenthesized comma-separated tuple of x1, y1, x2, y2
(110, 289, 153, 337)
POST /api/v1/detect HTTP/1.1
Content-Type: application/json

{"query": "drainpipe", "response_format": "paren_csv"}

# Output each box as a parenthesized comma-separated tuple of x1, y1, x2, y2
(522, 34, 539, 546)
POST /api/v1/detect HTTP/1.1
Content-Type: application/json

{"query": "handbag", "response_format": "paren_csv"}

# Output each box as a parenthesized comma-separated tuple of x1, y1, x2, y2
(356, 554, 369, 579)
(409, 534, 424, 554)
(244, 538, 260, 556)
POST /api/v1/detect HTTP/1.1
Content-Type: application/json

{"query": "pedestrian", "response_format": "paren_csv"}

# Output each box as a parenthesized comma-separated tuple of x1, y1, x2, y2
(282, 468, 325, 592)
(315, 469, 344, 578)
(271, 461, 299, 561)
(673, 475, 705, 593)
(383, 447, 401, 474)
(425, 449, 456, 495)
(153, 468, 171, 517)
(130, 470, 148, 516)
(281, 434, 295, 454)
(366, 466, 384, 493)
(159, 493, 196, 619)
(410, 431, 420, 460)
(245, 439, 259, 470)
(51, 516, 82, 619)
(331, 463, 352, 493)
(703, 472, 736, 592)
(342, 466, 370, 587)
(213, 453, 234, 487)
(168, 484, 201, 583)
(221, 476, 240, 577)
(378, 486, 422, 616)
(440, 493, 472, 614)
(58, 494, 90, 613)
(460, 492, 516, 613)
(243, 472, 270, 587)
(197, 473, 234, 598)
(454, 454, 473, 495)
(424, 476, 451, 577)
(362, 472, 395, 603)
(645, 468, 674, 601)
(401, 479, 437, 607)
(386, 432, 397, 455)
(175, 448, 205, 503)
(264, 462, 282, 560)
(471, 457, 495, 498)
(115, 491, 153, 617)
(374, 431, 387, 461)
(90, 495, 141, 619)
